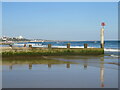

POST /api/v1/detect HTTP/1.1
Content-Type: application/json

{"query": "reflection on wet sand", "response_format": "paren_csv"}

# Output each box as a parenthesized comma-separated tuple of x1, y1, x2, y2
(83, 59, 88, 69)
(48, 64, 52, 68)
(100, 57, 104, 88)
(9, 65, 12, 70)
(2, 56, 116, 88)
(29, 64, 32, 70)
(66, 64, 70, 68)
(8, 63, 74, 70)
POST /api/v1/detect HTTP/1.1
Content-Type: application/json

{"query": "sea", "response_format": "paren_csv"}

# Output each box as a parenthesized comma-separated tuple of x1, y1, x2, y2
(2, 40, 119, 57)
(2, 40, 119, 88)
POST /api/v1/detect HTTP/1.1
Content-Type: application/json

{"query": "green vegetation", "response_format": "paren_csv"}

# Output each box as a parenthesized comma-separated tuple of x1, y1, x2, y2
(2, 48, 104, 56)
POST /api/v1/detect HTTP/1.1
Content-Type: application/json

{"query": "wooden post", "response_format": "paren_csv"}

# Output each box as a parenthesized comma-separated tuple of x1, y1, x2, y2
(101, 28, 104, 48)
(9, 44, 12, 47)
(29, 45, 32, 48)
(67, 43, 70, 48)
(48, 44, 52, 49)
(84, 44, 88, 48)
(24, 44, 26, 47)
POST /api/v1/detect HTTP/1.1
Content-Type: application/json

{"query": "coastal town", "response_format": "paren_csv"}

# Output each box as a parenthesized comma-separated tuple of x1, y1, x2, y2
(1, 2, 118, 89)
(0, 35, 46, 45)
(0, 35, 30, 42)
(0, 35, 99, 45)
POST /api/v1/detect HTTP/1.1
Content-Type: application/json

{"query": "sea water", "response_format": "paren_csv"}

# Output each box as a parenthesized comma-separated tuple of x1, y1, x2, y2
(12, 40, 120, 57)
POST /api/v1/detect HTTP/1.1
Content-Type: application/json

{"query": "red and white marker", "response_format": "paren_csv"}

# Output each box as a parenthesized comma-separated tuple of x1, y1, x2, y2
(100, 22, 106, 48)
(101, 22, 106, 27)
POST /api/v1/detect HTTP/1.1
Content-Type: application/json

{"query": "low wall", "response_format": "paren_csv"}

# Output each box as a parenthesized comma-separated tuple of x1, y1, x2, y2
(1, 47, 32, 52)
(1, 47, 104, 56)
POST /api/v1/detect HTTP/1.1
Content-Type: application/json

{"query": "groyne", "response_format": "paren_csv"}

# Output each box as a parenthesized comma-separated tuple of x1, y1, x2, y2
(1, 44, 104, 56)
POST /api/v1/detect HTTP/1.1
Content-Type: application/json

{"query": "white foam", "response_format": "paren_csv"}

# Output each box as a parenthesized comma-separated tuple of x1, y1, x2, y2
(13, 44, 97, 48)
(32, 45, 47, 48)
(70, 46, 95, 48)
(104, 48, 120, 52)
(111, 55, 119, 57)
(13, 43, 25, 46)
(52, 46, 67, 48)
(13, 43, 43, 46)
(51, 46, 95, 48)
(71, 46, 84, 48)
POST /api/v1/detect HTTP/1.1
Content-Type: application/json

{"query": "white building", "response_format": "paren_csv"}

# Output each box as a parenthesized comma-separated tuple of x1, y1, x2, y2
(17, 36, 24, 39)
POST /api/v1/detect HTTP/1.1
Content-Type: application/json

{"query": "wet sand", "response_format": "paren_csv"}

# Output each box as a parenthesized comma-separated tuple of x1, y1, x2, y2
(2, 55, 118, 88)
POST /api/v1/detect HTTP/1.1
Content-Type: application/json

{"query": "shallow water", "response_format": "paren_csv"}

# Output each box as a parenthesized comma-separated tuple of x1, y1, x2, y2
(2, 56, 118, 88)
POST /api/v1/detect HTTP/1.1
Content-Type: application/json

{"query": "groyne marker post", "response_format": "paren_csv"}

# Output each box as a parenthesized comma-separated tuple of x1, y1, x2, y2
(48, 44, 52, 49)
(9, 44, 12, 47)
(67, 43, 70, 48)
(24, 44, 26, 47)
(100, 22, 105, 48)
(84, 44, 88, 48)
(29, 45, 32, 48)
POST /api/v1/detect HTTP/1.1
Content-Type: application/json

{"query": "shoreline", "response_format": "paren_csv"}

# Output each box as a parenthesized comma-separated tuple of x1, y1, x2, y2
(2, 55, 119, 66)
(0, 40, 119, 45)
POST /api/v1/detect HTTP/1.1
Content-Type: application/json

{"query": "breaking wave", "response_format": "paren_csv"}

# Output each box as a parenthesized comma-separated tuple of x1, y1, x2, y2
(104, 48, 120, 52)
(110, 55, 119, 57)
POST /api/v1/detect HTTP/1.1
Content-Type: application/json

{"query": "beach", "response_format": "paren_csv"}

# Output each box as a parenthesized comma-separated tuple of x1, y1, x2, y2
(1, 40, 119, 88)
(2, 55, 118, 88)
(1, 2, 119, 89)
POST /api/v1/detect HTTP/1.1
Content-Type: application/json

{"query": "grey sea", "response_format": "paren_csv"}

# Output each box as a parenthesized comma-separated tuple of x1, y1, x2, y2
(2, 40, 119, 88)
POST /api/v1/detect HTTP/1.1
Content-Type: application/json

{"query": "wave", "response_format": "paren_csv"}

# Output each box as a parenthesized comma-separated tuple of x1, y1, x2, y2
(45, 46, 95, 48)
(13, 43, 42, 46)
(13, 44, 96, 48)
(104, 48, 120, 52)
(13, 44, 25, 46)
(13, 43, 120, 52)
(52, 46, 84, 48)
(110, 55, 119, 57)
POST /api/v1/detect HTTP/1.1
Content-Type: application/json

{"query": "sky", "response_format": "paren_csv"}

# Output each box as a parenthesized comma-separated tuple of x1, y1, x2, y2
(2, 2, 118, 40)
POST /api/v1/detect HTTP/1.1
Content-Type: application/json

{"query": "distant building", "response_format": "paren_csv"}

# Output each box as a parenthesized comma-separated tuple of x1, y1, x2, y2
(16, 36, 24, 39)
(1, 36, 8, 41)
(0, 35, 30, 42)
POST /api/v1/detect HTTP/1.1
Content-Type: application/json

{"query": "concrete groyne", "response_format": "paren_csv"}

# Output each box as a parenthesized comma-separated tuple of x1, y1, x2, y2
(1, 45, 104, 56)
